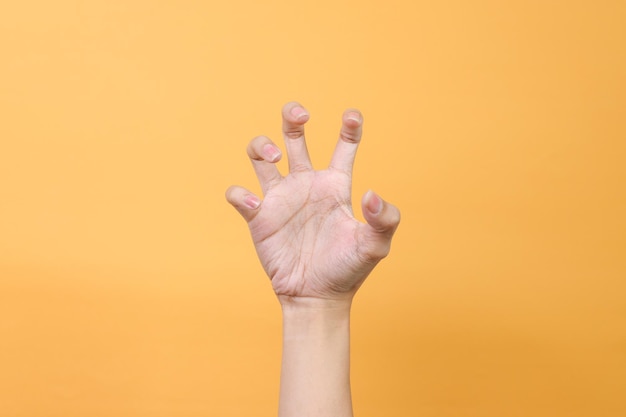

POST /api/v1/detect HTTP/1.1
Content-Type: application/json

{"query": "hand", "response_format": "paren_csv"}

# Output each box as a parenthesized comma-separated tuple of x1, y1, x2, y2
(226, 102, 400, 303)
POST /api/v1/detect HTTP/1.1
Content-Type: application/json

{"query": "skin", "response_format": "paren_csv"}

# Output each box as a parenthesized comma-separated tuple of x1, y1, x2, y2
(226, 102, 400, 417)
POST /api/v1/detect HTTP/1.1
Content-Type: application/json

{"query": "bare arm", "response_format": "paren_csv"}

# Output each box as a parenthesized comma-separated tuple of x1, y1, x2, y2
(226, 102, 400, 417)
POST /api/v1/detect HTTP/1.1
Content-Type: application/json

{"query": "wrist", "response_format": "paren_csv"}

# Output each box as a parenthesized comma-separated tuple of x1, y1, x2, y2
(278, 295, 353, 315)
(279, 296, 352, 340)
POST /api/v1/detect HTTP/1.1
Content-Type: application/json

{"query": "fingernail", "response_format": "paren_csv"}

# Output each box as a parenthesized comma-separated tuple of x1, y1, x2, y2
(263, 144, 282, 162)
(347, 112, 361, 124)
(244, 195, 261, 209)
(290, 106, 308, 120)
(365, 190, 383, 215)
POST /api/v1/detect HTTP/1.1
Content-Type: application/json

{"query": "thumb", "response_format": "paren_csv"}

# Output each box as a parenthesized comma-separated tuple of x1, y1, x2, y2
(359, 190, 401, 261)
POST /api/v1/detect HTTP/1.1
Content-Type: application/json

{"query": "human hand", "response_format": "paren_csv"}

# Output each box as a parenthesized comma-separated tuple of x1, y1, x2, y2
(226, 102, 400, 304)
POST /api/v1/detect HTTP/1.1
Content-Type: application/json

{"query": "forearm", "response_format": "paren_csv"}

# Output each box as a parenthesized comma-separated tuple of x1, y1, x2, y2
(227, 102, 400, 416)
(278, 296, 354, 417)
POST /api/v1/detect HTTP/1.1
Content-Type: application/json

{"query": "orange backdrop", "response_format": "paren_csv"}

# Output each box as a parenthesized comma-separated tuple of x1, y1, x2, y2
(1, 1, 624, 416)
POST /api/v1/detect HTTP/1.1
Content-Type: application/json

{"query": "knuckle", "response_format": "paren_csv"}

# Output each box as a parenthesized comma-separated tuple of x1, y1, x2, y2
(339, 129, 361, 143)
(358, 242, 390, 264)
(289, 162, 310, 173)
(284, 127, 304, 140)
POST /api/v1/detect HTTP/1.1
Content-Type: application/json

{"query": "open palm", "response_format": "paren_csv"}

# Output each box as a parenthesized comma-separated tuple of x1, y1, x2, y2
(226, 103, 400, 301)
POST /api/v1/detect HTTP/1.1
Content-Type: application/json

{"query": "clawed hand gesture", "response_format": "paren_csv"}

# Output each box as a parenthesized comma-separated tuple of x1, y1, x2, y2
(226, 102, 400, 303)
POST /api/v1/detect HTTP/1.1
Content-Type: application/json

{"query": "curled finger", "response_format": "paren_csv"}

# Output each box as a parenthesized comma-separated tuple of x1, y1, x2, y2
(358, 190, 401, 262)
(225, 185, 262, 223)
(282, 102, 313, 172)
(246, 135, 283, 193)
(329, 109, 363, 175)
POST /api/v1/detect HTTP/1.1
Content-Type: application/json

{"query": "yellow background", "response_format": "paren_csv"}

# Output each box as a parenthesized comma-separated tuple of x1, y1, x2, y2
(1, 1, 625, 416)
